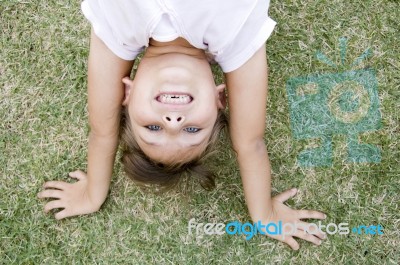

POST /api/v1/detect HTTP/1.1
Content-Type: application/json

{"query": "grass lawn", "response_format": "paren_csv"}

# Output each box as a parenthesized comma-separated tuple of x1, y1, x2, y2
(1, 0, 399, 264)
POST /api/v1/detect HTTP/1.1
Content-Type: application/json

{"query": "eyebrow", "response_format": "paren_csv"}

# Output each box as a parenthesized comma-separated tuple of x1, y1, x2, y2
(139, 135, 206, 147)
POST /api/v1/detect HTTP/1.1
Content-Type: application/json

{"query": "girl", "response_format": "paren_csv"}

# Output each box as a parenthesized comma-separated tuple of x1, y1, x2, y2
(38, 0, 327, 250)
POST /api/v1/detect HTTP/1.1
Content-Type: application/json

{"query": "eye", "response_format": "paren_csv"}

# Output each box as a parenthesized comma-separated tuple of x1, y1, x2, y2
(146, 125, 161, 131)
(184, 127, 201, 133)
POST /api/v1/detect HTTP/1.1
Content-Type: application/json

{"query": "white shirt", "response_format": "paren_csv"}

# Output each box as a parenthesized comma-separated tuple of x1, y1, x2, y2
(81, 0, 276, 72)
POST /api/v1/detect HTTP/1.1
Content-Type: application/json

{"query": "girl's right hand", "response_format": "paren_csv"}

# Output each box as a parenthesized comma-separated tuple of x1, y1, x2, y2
(37, 170, 102, 220)
(262, 188, 327, 250)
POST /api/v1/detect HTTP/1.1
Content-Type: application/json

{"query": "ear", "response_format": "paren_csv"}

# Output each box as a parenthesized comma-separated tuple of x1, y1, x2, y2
(216, 84, 227, 109)
(122, 77, 133, 106)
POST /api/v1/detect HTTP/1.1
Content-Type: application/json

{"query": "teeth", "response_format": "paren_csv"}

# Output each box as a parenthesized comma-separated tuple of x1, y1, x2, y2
(159, 94, 191, 104)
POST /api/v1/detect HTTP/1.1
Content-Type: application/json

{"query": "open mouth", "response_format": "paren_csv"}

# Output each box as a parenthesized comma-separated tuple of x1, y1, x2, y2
(156, 93, 193, 104)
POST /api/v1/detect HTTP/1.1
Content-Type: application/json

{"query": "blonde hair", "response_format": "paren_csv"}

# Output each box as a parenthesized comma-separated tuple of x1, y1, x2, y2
(120, 107, 228, 192)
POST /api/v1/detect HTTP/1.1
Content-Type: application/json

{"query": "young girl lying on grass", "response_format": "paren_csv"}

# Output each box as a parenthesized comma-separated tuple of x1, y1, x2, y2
(38, 0, 327, 250)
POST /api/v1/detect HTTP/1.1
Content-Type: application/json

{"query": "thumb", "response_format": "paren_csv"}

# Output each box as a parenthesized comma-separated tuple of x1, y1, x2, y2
(273, 188, 297, 203)
(68, 170, 86, 180)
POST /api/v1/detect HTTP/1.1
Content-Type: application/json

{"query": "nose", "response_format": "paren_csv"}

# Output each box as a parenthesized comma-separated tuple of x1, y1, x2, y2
(162, 114, 185, 129)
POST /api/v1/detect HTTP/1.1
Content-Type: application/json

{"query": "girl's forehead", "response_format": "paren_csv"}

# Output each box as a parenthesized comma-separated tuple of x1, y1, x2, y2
(140, 142, 207, 165)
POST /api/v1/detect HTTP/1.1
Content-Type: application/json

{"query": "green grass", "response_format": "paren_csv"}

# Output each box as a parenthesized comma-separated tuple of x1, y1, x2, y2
(1, 0, 399, 264)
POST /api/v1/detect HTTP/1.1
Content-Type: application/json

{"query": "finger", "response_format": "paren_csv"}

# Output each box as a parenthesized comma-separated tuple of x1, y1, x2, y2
(38, 189, 64, 199)
(273, 188, 297, 203)
(297, 221, 327, 240)
(298, 209, 326, 220)
(293, 229, 322, 246)
(68, 170, 86, 180)
(43, 181, 68, 190)
(44, 200, 65, 213)
(55, 209, 69, 220)
(283, 236, 300, 250)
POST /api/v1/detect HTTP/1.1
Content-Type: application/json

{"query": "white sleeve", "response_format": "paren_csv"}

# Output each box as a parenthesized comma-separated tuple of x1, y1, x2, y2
(81, 0, 141, 60)
(215, 1, 276, 73)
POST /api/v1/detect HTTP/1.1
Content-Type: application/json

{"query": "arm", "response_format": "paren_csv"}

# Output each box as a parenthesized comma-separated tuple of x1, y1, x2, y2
(86, 29, 134, 205)
(38, 29, 134, 219)
(225, 45, 326, 249)
(226, 45, 271, 222)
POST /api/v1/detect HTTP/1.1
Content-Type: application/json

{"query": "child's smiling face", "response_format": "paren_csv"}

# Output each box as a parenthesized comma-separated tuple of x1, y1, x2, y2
(123, 44, 226, 164)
